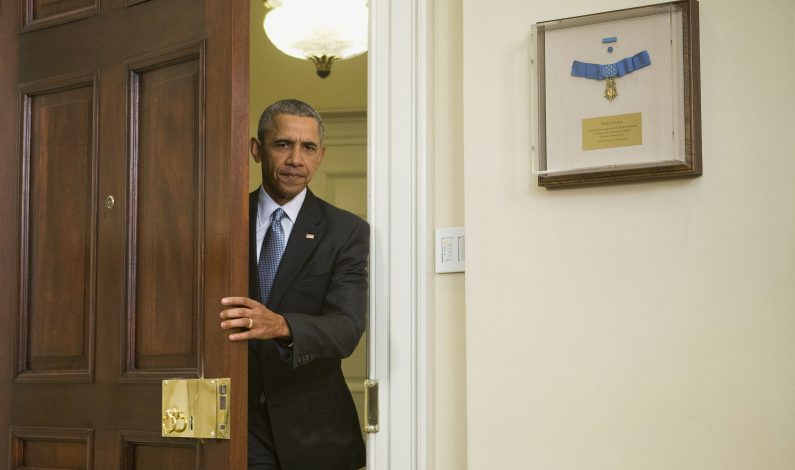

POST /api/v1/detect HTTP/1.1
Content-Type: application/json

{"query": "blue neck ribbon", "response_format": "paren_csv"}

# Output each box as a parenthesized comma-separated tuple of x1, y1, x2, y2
(571, 50, 651, 80)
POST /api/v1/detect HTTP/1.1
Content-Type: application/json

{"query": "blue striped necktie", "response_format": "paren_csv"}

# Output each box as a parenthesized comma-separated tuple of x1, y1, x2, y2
(258, 208, 286, 305)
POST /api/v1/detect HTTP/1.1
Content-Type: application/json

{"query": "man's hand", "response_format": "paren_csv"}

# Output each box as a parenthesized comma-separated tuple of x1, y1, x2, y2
(220, 297, 292, 341)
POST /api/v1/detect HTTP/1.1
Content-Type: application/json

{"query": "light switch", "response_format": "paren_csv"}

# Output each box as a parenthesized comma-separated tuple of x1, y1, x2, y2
(435, 227, 464, 273)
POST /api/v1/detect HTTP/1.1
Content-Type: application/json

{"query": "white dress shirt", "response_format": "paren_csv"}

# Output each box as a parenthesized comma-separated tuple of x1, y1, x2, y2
(255, 186, 307, 261)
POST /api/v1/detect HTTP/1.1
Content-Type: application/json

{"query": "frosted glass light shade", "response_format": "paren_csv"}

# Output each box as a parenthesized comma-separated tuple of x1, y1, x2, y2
(263, 0, 368, 77)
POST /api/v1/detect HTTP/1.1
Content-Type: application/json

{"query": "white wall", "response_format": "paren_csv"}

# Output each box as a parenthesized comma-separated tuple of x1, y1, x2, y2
(461, 1, 795, 469)
(430, 1, 467, 469)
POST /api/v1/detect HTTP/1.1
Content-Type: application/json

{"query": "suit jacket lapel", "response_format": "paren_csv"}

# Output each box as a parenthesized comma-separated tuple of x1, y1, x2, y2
(269, 190, 325, 307)
(249, 191, 260, 299)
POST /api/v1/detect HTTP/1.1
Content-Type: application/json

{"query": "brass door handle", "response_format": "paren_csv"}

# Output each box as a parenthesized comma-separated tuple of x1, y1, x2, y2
(162, 408, 188, 434)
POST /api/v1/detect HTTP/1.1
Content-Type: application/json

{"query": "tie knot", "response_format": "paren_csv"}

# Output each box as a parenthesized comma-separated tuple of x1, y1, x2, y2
(271, 208, 285, 224)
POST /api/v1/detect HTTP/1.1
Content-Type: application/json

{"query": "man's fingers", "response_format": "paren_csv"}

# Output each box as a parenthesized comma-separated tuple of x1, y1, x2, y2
(221, 296, 256, 308)
(219, 296, 270, 340)
(227, 330, 253, 341)
(219, 306, 249, 320)
(220, 316, 253, 330)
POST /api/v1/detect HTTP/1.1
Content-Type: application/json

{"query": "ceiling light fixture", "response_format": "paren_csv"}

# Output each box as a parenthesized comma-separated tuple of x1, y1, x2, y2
(263, 0, 369, 78)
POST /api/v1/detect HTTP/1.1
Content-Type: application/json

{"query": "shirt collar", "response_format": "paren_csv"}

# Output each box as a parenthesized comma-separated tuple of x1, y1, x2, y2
(257, 186, 306, 228)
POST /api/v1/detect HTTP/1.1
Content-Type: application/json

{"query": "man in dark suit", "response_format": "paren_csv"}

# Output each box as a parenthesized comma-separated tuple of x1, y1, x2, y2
(220, 99, 368, 469)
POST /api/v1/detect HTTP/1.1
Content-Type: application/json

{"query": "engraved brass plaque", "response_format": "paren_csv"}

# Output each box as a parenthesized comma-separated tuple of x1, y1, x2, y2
(582, 112, 643, 151)
(161, 378, 230, 439)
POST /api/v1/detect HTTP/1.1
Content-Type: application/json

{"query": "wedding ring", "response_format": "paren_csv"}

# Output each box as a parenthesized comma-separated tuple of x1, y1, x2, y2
(247, 318, 254, 329)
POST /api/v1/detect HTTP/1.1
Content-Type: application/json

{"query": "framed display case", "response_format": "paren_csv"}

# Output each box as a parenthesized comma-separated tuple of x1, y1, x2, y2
(531, 0, 701, 188)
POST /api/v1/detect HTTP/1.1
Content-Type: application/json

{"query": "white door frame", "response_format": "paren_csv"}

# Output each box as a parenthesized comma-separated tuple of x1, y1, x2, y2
(367, 1, 431, 469)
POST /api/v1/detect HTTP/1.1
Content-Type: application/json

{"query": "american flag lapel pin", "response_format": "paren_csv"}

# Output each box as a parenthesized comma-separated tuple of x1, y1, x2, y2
(305, 233, 315, 239)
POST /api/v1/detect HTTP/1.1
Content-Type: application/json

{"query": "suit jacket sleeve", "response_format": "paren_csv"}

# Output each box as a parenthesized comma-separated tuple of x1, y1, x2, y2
(278, 211, 369, 369)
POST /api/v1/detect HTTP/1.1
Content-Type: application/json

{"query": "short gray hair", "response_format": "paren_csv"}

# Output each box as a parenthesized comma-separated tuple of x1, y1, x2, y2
(256, 99, 325, 144)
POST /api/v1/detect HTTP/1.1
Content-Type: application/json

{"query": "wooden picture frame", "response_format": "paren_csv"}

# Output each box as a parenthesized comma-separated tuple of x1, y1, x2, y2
(531, 0, 701, 188)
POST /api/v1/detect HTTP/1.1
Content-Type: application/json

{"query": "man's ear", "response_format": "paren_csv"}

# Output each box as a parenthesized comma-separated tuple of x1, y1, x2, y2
(317, 146, 326, 166)
(250, 137, 262, 163)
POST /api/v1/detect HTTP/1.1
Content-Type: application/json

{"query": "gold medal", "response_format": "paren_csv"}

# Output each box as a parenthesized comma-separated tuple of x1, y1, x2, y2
(571, 50, 651, 103)
(604, 77, 618, 102)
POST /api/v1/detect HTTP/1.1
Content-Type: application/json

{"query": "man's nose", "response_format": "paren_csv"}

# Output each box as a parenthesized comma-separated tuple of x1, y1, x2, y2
(285, 144, 303, 165)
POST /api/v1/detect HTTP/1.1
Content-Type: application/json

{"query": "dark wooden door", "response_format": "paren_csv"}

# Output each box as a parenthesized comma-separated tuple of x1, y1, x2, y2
(0, 0, 249, 468)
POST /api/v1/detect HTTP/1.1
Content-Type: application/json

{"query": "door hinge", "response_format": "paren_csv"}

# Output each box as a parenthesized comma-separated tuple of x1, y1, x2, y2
(364, 379, 379, 433)
(161, 378, 230, 439)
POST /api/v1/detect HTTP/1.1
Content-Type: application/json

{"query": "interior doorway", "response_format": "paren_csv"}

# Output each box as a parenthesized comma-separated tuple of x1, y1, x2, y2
(248, 0, 370, 459)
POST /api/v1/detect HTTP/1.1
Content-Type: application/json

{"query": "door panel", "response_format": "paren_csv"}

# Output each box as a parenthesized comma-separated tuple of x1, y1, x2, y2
(1, 0, 248, 468)
(121, 431, 199, 470)
(10, 427, 93, 469)
(126, 43, 204, 378)
(18, 72, 98, 383)
(23, 0, 99, 33)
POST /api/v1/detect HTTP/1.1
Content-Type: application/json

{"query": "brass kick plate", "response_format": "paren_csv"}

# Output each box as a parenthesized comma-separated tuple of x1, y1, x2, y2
(161, 378, 230, 439)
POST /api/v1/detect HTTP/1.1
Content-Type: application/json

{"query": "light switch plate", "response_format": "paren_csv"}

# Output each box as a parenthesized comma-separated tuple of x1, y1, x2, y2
(435, 227, 464, 273)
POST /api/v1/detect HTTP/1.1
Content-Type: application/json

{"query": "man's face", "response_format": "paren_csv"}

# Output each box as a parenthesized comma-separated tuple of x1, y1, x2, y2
(251, 114, 325, 205)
